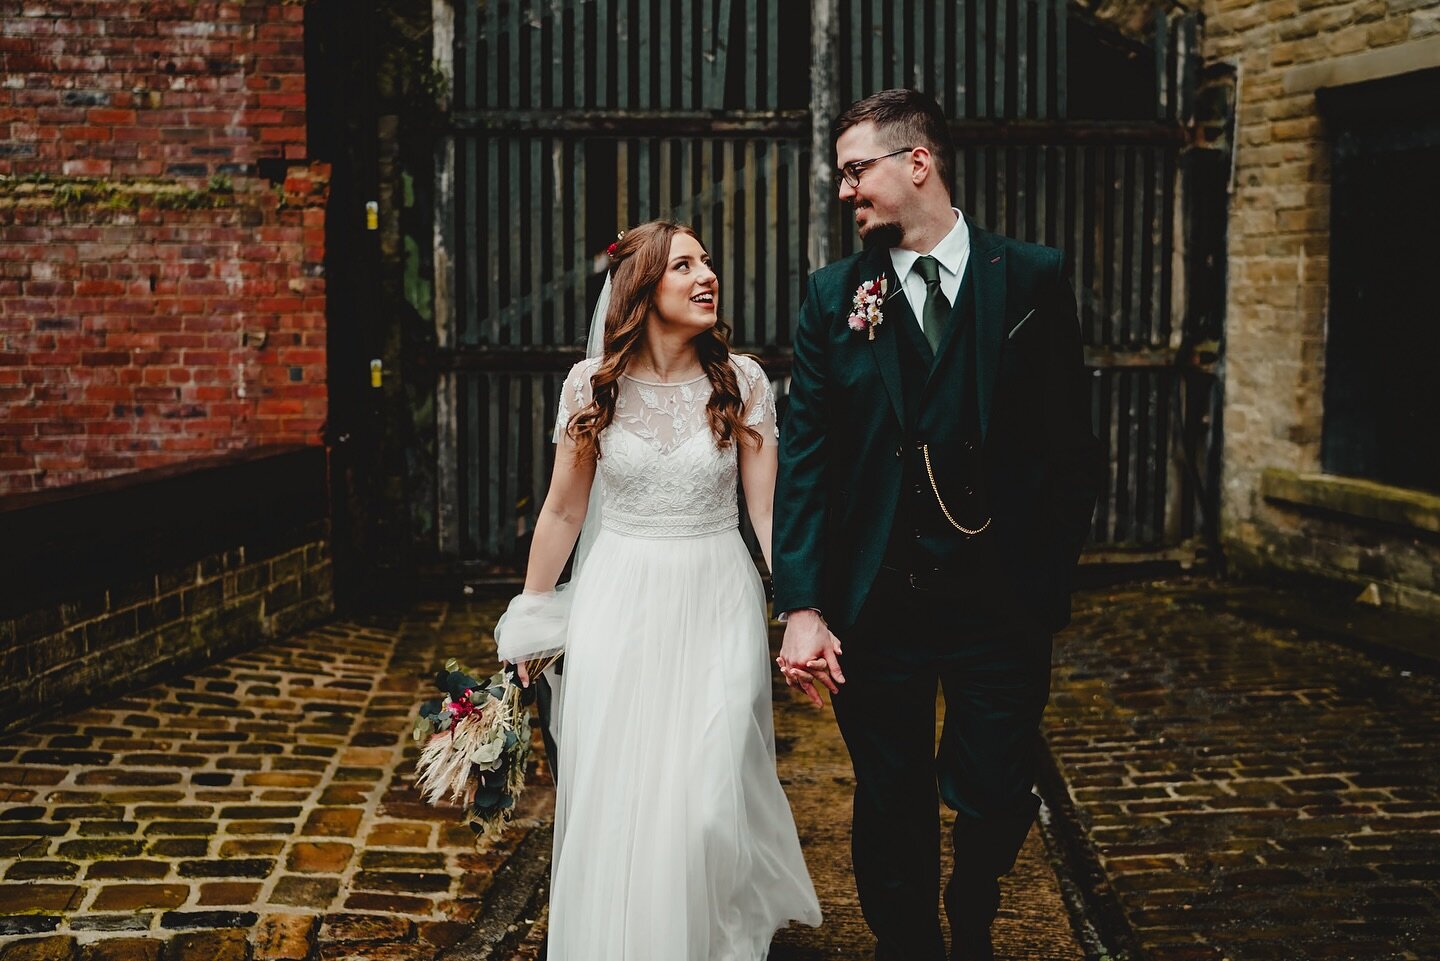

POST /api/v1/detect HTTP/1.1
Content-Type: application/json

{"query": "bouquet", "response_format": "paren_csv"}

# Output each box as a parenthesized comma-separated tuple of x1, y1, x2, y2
(410, 657, 551, 842)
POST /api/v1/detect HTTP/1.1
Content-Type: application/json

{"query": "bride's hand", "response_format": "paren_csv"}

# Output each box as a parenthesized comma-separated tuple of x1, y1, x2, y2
(507, 659, 531, 689)
(777, 611, 845, 707)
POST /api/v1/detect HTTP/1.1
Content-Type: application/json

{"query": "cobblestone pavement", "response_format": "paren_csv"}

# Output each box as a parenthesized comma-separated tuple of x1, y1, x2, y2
(1045, 578, 1440, 961)
(0, 601, 555, 961)
(0, 599, 1085, 961)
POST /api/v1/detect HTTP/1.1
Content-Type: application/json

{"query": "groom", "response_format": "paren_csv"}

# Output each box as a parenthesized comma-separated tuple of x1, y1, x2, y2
(773, 88, 1101, 961)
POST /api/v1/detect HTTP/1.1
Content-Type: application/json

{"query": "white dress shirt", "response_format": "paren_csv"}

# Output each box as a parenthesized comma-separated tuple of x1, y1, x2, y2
(889, 209, 970, 334)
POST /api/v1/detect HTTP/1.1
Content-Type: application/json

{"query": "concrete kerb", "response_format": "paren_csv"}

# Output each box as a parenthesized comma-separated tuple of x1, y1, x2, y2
(1036, 744, 1145, 961)
(439, 824, 552, 961)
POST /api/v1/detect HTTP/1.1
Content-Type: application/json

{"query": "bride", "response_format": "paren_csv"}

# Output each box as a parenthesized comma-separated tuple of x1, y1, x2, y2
(495, 220, 822, 959)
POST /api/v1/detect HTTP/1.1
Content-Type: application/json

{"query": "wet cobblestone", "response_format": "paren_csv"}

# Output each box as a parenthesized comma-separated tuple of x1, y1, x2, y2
(1, 595, 1086, 960)
(1046, 578, 1440, 961)
(0, 601, 552, 961)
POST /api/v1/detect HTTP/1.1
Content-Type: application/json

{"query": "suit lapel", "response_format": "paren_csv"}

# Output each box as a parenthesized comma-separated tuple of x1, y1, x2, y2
(861, 247, 907, 430)
(968, 222, 1007, 441)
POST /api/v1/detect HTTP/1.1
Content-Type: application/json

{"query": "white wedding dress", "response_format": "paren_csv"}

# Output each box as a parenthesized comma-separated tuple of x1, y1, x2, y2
(544, 353, 821, 960)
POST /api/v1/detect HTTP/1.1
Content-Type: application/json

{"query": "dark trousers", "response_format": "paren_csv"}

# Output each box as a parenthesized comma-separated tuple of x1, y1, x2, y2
(831, 567, 1052, 961)
(536, 672, 559, 776)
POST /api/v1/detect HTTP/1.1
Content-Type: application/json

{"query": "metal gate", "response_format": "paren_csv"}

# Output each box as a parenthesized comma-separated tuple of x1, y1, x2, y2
(432, 0, 1215, 572)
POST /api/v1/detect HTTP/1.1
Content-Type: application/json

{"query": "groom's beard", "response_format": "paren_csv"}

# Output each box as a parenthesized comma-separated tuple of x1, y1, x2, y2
(860, 220, 904, 250)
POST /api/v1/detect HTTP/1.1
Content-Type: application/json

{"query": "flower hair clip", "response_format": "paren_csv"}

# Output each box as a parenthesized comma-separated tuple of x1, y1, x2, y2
(606, 230, 626, 259)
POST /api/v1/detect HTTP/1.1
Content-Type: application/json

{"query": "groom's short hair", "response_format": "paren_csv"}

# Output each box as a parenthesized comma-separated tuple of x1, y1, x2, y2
(834, 88, 953, 189)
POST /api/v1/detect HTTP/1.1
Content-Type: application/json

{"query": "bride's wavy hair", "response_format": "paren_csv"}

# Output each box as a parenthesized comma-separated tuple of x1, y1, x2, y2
(566, 220, 760, 465)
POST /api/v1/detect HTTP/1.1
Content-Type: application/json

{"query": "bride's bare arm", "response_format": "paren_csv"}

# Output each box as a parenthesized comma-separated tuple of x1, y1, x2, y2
(522, 445, 596, 594)
(739, 435, 778, 571)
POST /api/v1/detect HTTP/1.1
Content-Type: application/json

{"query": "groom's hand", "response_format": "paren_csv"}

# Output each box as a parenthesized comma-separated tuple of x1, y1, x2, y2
(777, 610, 845, 707)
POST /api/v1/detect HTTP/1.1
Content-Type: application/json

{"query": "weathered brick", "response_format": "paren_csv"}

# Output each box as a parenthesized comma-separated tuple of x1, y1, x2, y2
(285, 843, 354, 874)
(141, 823, 215, 838)
(76, 821, 140, 838)
(175, 858, 274, 879)
(352, 871, 450, 894)
(89, 884, 190, 911)
(82, 861, 170, 881)
(217, 806, 301, 820)
(244, 773, 320, 789)
(74, 772, 179, 788)
(56, 840, 146, 859)
(158, 911, 258, 931)
(0, 936, 76, 961)
(218, 839, 286, 858)
(78, 938, 162, 961)
(417, 921, 470, 949)
(358, 851, 445, 871)
(67, 918, 152, 935)
(365, 822, 431, 847)
(225, 821, 296, 836)
(0, 918, 61, 938)
(299, 809, 362, 838)
(340, 891, 433, 914)
(0, 883, 84, 913)
(143, 835, 210, 858)
(196, 882, 262, 905)
(5, 862, 79, 881)
(314, 783, 367, 806)
(268, 875, 340, 907)
(161, 930, 248, 961)
(319, 913, 414, 944)
(253, 913, 317, 961)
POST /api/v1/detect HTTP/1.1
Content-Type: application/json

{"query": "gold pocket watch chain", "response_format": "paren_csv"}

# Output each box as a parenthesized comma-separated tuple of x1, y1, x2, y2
(920, 444, 992, 536)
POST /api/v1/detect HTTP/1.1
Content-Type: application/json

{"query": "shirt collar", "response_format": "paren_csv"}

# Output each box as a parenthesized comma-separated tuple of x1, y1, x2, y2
(890, 209, 969, 283)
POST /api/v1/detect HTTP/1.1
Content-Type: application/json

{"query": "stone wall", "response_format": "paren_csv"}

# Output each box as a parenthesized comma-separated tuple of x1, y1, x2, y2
(0, 446, 333, 734)
(0, 1, 329, 495)
(1204, 0, 1440, 612)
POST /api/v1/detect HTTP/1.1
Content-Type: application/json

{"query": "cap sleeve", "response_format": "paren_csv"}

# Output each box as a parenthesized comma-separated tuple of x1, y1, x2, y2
(553, 358, 599, 445)
(733, 354, 778, 448)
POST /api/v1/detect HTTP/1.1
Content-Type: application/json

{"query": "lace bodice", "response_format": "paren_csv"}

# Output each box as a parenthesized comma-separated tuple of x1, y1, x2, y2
(553, 355, 778, 538)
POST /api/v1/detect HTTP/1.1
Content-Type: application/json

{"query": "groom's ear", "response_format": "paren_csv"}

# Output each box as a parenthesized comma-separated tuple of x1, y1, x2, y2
(910, 147, 934, 186)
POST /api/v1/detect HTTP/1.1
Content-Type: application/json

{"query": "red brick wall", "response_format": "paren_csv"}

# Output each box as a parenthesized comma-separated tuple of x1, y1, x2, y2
(0, 1, 327, 496)
(0, 0, 307, 179)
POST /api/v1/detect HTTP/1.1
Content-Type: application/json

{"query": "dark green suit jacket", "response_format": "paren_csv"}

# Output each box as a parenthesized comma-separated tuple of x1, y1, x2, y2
(773, 218, 1102, 635)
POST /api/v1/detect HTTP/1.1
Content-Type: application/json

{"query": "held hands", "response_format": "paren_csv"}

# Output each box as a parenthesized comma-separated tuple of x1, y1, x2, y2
(776, 610, 845, 708)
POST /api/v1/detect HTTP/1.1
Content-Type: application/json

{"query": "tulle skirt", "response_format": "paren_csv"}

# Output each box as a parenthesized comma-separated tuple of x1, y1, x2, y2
(547, 525, 821, 961)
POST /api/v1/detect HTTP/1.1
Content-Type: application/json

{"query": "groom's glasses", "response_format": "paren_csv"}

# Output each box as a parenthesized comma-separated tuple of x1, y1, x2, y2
(835, 148, 914, 188)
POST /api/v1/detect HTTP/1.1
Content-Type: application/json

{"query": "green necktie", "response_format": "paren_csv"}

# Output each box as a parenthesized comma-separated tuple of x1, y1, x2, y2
(913, 255, 950, 353)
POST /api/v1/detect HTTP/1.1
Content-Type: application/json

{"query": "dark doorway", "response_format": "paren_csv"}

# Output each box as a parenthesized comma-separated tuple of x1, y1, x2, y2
(1320, 67, 1440, 494)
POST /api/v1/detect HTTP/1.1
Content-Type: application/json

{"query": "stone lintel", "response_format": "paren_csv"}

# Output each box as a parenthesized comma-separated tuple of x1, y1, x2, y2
(1284, 35, 1440, 96)
(1261, 468, 1440, 536)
